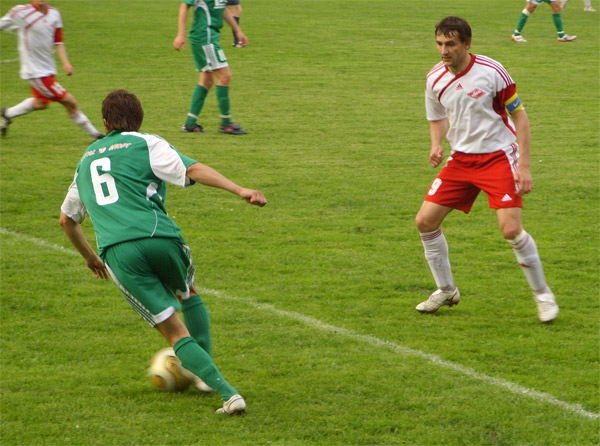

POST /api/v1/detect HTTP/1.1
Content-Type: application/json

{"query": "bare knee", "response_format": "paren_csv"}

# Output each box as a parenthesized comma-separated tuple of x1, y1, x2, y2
(500, 221, 523, 240)
(415, 212, 438, 233)
(60, 94, 79, 116)
(33, 99, 49, 111)
(218, 72, 232, 85)
(155, 313, 190, 347)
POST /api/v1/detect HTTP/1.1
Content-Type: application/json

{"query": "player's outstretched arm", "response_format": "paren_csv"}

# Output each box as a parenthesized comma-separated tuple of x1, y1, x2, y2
(186, 162, 267, 207)
(59, 212, 108, 279)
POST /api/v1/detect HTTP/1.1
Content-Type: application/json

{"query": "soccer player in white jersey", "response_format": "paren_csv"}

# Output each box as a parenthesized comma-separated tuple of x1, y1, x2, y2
(561, 0, 597, 11)
(0, 0, 103, 139)
(415, 16, 558, 323)
(60, 90, 266, 414)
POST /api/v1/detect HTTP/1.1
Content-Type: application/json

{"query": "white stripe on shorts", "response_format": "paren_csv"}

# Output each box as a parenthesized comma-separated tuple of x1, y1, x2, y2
(105, 264, 175, 327)
(28, 78, 56, 99)
(201, 44, 228, 72)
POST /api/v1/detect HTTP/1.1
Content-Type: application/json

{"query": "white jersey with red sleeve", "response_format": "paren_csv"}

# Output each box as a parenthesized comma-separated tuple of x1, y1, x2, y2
(425, 54, 522, 155)
(0, 3, 63, 80)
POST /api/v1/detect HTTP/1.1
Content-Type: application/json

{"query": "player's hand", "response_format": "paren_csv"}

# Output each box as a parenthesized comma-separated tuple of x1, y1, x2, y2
(236, 31, 248, 47)
(86, 255, 109, 279)
(429, 145, 445, 168)
(173, 36, 186, 51)
(64, 64, 74, 76)
(240, 189, 267, 207)
(514, 165, 533, 196)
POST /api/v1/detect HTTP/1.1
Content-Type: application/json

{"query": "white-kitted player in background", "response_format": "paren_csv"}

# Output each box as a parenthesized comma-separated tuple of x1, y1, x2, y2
(0, 0, 103, 139)
(561, 0, 597, 12)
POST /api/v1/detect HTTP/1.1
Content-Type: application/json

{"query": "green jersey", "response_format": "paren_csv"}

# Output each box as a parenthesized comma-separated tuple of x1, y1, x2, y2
(61, 130, 198, 254)
(184, 0, 227, 44)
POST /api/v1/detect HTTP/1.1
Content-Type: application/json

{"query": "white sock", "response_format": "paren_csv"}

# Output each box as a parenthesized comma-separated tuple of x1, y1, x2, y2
(70, 111, 102, 138)
(420, 228, 455, 292)
(508, 230, 550, 294)
(6, 98, 35, 119)
(584, 0, 592, 7)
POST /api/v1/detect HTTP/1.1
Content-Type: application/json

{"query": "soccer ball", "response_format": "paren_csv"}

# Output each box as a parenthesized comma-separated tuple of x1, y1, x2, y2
(148, 348, 192, 392)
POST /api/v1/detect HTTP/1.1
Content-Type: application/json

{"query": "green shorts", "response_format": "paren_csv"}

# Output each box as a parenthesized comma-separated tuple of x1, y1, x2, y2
(102, 237, 196, 327)
(191, 34, 229, 72)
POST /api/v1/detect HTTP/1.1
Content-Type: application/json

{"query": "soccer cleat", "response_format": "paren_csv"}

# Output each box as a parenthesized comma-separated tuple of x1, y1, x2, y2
(1, 107, 12, 136)
(416, 288, 460, 313)
(94, 133, 105, 141)
(511, 34, 527, 42)
(182, 123, 205, 133)
(216, 394, 246, 415)
(232, 43, 243, 48)
(557, 34, 577, 42)
(534, 292, 559, 323)
(192, 376, 213, 393)
(584, 6, 597, 11)
(219, 122, 247, 135)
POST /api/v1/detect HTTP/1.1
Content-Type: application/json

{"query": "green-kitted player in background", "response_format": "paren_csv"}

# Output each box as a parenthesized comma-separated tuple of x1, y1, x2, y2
(60, 90, 267, 414)
(174, 0, 248, 135)
(512, 0, 577, 42)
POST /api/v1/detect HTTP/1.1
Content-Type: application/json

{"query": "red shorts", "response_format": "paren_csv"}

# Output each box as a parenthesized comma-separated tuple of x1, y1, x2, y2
(28, 76, 68, 103)
(424, 148, 523, 213)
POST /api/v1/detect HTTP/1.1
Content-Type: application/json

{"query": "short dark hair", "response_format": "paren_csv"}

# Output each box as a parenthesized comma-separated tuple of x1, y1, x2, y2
(101, 90, 144, 132)
(435, 16, 472, 43)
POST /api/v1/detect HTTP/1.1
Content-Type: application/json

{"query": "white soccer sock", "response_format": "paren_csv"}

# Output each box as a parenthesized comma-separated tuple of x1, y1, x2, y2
(70, 111, 102, 138)
(420, 228, 455, 292)
(6, 98, 36, 119)
(584, 0, 591, 7)
(508, 230, 550, 294)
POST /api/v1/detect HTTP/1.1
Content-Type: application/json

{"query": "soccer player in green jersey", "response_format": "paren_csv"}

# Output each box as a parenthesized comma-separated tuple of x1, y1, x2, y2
(60, 90, 267, 414)
(512, 0, 577, 42)
(174, 0, 248, 135)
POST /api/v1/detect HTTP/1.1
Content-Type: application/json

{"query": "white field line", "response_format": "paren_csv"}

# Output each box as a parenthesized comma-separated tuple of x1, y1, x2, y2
(1, 227, 598, 421)
(1, 59, 19, 64)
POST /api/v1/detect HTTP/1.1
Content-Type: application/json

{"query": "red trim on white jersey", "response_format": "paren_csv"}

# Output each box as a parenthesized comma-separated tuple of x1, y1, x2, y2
(437, 54, 476, 102)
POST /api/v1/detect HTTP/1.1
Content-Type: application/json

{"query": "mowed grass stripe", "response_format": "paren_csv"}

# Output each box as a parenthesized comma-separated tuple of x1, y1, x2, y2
(2, 226, 597, 421)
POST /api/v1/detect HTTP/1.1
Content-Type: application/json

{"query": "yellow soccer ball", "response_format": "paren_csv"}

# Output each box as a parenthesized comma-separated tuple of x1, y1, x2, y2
(148, 348, 192, 392)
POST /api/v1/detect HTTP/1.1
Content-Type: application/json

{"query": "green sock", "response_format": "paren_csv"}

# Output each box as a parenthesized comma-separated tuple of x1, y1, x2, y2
(185, 85, 208, 127)
(182, 295, 212, 356)
(216, 85, 232, 126)
(174, 337, 238, 401)
(515, 13, 529, 34)
(552, 14, 565, 37)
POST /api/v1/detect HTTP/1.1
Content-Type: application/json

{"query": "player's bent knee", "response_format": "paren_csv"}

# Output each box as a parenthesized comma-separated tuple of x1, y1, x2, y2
(501, 224, 522, 241)
(415, 213, 437, 233)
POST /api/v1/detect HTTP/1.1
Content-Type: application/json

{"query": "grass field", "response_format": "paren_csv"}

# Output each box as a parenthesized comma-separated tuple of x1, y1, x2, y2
(1, 0, 599, 444)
